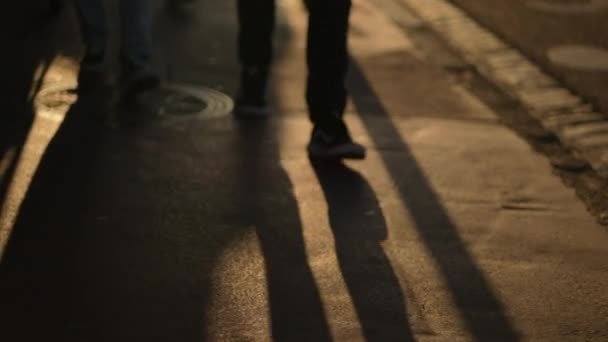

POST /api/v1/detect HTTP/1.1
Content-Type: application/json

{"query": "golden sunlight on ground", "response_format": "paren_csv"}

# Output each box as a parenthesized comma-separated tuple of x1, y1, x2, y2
(0, 55, 78, 260)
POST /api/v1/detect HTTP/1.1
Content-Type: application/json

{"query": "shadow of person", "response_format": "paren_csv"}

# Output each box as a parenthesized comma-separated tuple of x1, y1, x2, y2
(347, 62, 519, 341)
(0, 61, 41, 210)
(1, 0, 82, 213)
(310, 159, 415, 341)
(0, 90, 332, 342)
(0, 81, 218, 342)
(0, 84, 112, 341)
(0, 32, 55, 213)
(3, 1, 332, 341)
(232, 119, 332, 341)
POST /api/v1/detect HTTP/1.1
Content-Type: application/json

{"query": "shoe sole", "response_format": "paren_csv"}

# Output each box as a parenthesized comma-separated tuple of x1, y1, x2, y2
(307, 144, 366, 160)
(120, 77, 161, 102)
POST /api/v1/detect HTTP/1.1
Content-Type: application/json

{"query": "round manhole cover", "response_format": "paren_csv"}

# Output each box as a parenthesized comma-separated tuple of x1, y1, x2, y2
(138, 83, 234, 120)
(161, 92, 207, 116)
(527, 0, 608, 14)
(548, 45, 608, 71)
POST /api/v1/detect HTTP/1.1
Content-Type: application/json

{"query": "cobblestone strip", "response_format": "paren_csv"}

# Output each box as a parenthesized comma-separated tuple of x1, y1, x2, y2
(401, 0, 608, 177)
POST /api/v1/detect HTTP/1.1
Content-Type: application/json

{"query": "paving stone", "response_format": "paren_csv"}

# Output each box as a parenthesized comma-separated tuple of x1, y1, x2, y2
(518, 89, 582, 110)
(543, 112, 606, 129)
(534, 104, 596, 119)
(550, 155, 590, 172)
(560, 122, 608, 141)
(484, 53, 528, 70)
(490, 66, 555, 88)
(570, 133, 608, 149)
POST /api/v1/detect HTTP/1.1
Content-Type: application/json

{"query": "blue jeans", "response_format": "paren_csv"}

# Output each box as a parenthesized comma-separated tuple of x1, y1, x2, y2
(77, 0, 154, 71)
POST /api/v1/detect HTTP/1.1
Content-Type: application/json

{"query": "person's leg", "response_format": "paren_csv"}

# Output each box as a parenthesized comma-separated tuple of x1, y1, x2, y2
(235, 0, 275, 115)
(76, 0, 108, 90)
(119, 0, 154, 71)
(77, 0, 107, 63)
(305, 0, 365, 159)
(119, 0, 159, 95)
(238, 0, 275, 71)
(305, 0, 349, 128)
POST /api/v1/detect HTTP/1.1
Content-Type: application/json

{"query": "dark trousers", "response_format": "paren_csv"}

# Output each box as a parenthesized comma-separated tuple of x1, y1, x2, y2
(237, 0, 351, 129)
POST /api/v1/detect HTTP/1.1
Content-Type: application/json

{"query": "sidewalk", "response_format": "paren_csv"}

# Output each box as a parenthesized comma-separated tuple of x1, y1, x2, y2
(0, 0, 607, 341)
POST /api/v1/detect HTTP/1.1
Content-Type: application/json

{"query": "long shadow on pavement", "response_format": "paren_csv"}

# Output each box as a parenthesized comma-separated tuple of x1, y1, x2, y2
(0, 91, 200, 341)
(0, 1, 63, 214)
(1, 2, 334, 341)
(348, 62, 521, 341)
(0, 75, 332, 342)
(311, 160, 415, 341)
(232, 120, 332, 341)
(0, 89, 114, 340)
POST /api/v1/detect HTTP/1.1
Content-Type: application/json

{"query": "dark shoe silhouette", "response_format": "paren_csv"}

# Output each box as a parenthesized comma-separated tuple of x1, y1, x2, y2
(308, 124, 366, 160)
(234, 66, 270, 117)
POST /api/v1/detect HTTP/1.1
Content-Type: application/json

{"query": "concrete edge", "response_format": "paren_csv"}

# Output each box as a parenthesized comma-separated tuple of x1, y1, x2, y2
(398, 0, 608, 179)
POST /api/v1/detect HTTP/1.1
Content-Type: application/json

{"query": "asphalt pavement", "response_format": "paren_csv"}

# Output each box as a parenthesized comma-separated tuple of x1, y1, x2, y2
(0, 0, 607, 341)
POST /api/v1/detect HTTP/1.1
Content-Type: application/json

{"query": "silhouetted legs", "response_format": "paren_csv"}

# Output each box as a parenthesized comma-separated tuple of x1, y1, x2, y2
(76, 0, 158, 94)
(237, 0, 365, 158)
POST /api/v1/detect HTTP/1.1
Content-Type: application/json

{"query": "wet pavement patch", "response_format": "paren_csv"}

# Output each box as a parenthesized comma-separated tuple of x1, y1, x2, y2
(547, 45, 608, 71)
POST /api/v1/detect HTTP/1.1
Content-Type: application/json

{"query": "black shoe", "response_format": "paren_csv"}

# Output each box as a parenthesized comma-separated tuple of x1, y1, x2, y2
(120, 66, 160, 100)
(76, 51, 107, 94)
(307, 125, 366, 160)
(234, 66, 270, 117)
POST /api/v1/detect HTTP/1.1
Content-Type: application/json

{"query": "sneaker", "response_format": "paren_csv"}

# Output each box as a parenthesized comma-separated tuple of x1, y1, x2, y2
(307, 125, 366, 160)
(77, 51, 108, 94)
(234, 66, 270, 117)
(120, 66, 160, 100)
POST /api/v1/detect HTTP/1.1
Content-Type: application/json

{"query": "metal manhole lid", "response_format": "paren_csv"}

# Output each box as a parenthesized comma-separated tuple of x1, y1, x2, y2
(138, 83, 234, 120)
